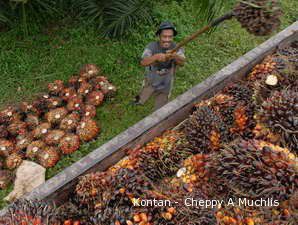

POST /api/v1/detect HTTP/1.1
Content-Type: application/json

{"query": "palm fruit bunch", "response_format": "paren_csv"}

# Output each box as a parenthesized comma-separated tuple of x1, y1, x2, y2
(44, 129, 66, 145)
(81, 105, 96, 119)
(48, 80, 64, 96)
(36, 146, 60, 168)
(68, 75, 81, 88)
(26, 140, 45, 159)
(0, 125, 8, 138)
(67, 96, 84, 112)
(247, 56, 277, 82)
(59, 134, 80, 155)
(32, 122, 51, 139)
(24, 113, 40, 130)
(258, 90, 298, 152)
(252, 122, 281, 144)
(0, 106, 18, 124)
(46, 96, 64, 109)
(0, 139, 15, 157)
(184, 105, 228, 153)
(61, 87, 77, 101)
(60, 112, 81, 131)
(45, 107, 68, 125)
(78, 81, 93, 96)
(98, 79, 117, 97)
(76, 118, 100, 142)
(221, 83, 256, 137)
(0, 170, 14, 189)
(15, 133, 33, 151)
(133, 131, 192, 181)
(171, 154, 212, 194)
(79, 64, 101, 79)
(18, 101, 40, 115)
(211, 139, 297, 201)
(75, 171, 113, 213)
(5, 153, 23, 170)
(33, 94, 52, 114)
(0, 199, 60, 225)
(57, 202, 86, 225)
(89, 76, 108, 90)
(7, 120, 27, 136)
(233, 0, 282, 36)
(86, 91, 104, 106)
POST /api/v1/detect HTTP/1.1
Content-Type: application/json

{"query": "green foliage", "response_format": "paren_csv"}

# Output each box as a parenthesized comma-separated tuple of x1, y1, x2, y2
(191, 0, 226, 23)
(73, 0, 154, 37)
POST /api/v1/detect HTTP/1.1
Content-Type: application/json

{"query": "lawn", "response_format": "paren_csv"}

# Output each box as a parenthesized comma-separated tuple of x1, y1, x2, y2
(0, 0, 297, 208)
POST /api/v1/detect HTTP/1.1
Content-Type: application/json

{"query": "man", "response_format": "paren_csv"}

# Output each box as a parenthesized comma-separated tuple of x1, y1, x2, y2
(134, 21, 186, 111)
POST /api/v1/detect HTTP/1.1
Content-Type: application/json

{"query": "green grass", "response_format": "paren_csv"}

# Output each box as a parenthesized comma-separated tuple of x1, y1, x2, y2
(0, 0, 297, 208)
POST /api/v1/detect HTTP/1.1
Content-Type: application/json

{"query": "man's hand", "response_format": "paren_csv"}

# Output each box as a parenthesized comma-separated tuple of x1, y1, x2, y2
(154, 53, 168, 62)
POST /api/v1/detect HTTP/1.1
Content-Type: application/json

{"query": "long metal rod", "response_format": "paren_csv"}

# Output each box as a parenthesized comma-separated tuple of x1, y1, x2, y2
(170, 11, 234, 53)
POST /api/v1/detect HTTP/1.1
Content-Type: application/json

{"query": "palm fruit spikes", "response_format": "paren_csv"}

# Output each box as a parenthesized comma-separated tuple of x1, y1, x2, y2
(132, 131, 192, 181)
(37, 146, 60, 168)
(258, 90, 298, 152)
(59, 134, 80, 155)
(211, 139, 297, 201)
(5, 153, 23, 170)
(26, 140, 46, 159)
(45, 107, 68, 125)
(233, 0, 282, 36)
(0, 199, 60, 225)
(79, 64, 101, 79)
(76, 118, 100, 142)
(60, 112, 81, 131)
(32, 122, 51, 139)
(184, 106, 228, 153)
(44, 129, 66, 146)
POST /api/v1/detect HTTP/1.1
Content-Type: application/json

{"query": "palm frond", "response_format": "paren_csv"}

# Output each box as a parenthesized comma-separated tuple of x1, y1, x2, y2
(101, 0, 153, 37)
(192, 0, 225, 23)
(71, 0, 106, 22)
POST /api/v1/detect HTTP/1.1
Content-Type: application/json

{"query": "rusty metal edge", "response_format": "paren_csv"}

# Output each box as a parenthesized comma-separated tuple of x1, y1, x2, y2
(1, 21, 297, 216)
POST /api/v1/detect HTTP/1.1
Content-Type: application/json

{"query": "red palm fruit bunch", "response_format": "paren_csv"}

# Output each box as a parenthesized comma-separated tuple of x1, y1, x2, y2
(80, 105, 96, 119)
(76, 118, 100, 142)
(86, 91, 104, 106)
(59, 134, 80, 155)
(75, 171, 113, 211)
(0, 125, 8, 138)
(7, 120, 27, 136)
(79, 64, 101, 79)
(258, 90, 298, 152)
(57, 202, 85, 225)
(233, 0, 282, 36)
(211, 139, 297, 201)
(18, 101, 40, 115)
(184, 106, 229, 153)
(32, 122, 51, 139)
(46, 96, 64, 109)
(45, 107, 68, 125)
(172, 154, 212, 194)
(24, 113, 40, 130)
(0, 106, 18, 124)
(44, 130, 66, 146)
(60, 112, 81, 131)
(89, 76, 108, 90)
(0, 199, 60, 225)
(5, 153, 23, 170)
(98, 80, 117, 97)
(0, 139, 15, 157)
(61, 87, 77, 101)
(15, 133, 33, 151)
(37, 146, 60, 168)
(26, 140, 46, 159)
(252, 123, 281, 144)
(68, 75, 80, 88)
(247, 56, 277, 82)
(133, 131, 192, 181)
(67, 96, 84, 112)
(0, 170, 14, 189)
(33, 94, 51, 114)
(48, 80, 64, 96)
(77, 81, 93, 96)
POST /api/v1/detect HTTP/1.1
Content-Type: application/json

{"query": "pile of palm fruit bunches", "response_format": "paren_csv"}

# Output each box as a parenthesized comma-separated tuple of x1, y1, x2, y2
(0, 64, 116, 190)
(1, 38, 296, 225)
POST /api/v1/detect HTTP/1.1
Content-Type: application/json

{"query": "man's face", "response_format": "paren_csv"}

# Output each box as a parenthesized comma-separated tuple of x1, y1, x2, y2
(159, 29, 174, 49)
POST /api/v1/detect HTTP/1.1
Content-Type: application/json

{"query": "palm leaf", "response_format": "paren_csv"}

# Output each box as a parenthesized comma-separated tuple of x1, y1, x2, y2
(71, 0, 106, 22)
(101, 0, 153, 37)
(192, 0, 225, 23)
